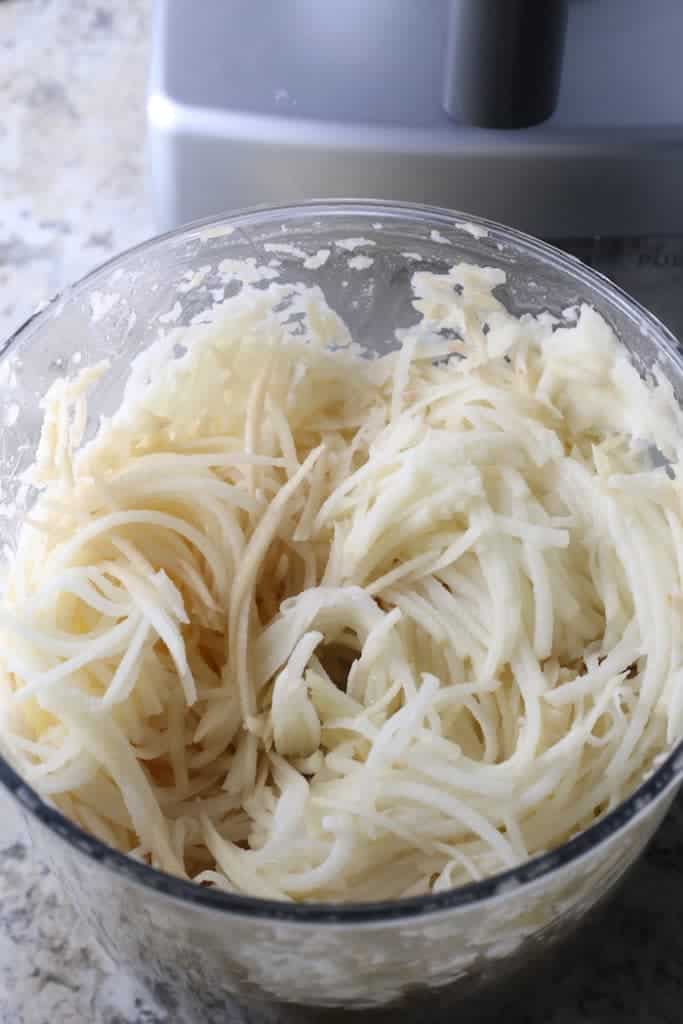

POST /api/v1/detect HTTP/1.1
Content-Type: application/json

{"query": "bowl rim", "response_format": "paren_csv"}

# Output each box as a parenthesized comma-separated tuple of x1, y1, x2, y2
(2, 197, 683, 925)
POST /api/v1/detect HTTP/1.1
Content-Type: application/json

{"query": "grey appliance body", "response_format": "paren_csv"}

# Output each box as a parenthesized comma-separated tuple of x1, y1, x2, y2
(147, 0, 683, 336)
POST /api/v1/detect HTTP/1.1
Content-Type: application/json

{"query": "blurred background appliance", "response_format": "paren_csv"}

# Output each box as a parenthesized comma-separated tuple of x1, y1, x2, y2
(148, 0, 683, 336)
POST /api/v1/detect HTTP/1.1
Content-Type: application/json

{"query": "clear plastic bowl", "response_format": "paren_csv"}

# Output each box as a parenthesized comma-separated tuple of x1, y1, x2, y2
(2, 200, 683, 1021)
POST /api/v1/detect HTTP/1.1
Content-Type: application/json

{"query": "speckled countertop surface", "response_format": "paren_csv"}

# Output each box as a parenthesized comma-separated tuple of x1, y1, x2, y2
(0, 0, 151, 345)
(2, 2, 683, 1022)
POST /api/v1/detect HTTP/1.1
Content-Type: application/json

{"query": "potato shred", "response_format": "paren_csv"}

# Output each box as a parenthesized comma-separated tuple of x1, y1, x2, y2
(1, 264, 683, 902)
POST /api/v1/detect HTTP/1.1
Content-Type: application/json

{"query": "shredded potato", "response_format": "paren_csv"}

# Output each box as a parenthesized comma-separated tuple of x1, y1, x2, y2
(2, 264, 683, 902)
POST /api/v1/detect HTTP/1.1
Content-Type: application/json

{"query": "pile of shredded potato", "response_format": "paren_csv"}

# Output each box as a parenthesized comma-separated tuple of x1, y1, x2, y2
(2, 263, 683, 902)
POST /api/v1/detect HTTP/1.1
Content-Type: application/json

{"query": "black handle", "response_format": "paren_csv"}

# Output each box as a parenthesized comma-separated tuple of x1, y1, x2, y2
(443, 0, 569, 129)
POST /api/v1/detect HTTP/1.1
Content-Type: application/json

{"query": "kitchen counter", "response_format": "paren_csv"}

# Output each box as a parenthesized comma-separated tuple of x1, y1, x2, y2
(2, 2, 683, 1022)
(0, 0, 152, 345)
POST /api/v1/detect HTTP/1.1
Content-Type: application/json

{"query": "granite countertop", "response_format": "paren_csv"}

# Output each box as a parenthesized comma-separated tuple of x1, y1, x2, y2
(2, 2, 683, 1022)
(0, 0, 151, 345)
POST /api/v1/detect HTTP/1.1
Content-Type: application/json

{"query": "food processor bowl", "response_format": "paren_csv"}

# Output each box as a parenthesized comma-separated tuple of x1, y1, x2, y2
(1, 200, 683, 1021)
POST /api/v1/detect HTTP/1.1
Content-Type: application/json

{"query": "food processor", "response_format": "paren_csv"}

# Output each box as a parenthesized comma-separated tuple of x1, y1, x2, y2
(3, 200, 683, 1022)
(2, 2, 681, 1017)
(147, 0, 683, 338)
